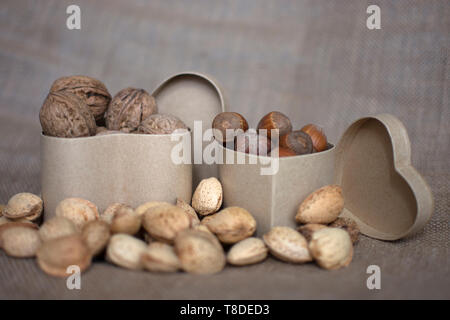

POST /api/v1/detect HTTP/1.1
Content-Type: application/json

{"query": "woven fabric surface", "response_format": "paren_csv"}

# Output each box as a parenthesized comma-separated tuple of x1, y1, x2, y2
(0, 0, 449, 299)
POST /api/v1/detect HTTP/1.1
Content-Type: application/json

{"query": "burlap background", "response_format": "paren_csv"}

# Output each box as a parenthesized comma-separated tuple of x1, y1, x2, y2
(0, 0, 448, 299)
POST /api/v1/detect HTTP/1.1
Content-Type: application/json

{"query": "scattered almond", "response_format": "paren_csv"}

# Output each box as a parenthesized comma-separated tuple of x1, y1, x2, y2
(175, 229, 225, 274)
(103, 203, 141, 235)
(142, 205, 190, 243)
(263, 226, 312, 263)
(227, 237, 268, 266)
(36, 234, 92, 277)
(296, 223, 327, 242)
(81, 220, 111, 256)
(106, 234, 147, 270)
(191, 177, 223, 216)
(1, 226, 41, 258)
(309, 227, 353, 270)
(135, 201, 172, 216)
(3, 193, 43, 220)
(141, 242, 180, 272)
(39, 216, 78, 242)
(296, 185, 344, 224)
(55, 198, 99, 230)
(201, 207, 256, 244)
(176, 198, 200, 227)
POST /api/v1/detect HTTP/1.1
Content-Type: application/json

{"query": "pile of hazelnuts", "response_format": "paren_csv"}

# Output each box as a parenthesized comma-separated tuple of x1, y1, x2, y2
(212, 111, 328, 157)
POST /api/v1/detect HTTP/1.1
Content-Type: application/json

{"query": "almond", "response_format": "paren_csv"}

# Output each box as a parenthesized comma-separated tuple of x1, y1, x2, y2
(141, 242, 180, 272)
(1, 226, 41, 258)
(227, 237, 268, 266)
(191, 177, 223, 216)
(55, 198, 99, 230)
(106, 234, 147, 270)
(142, 205, 190, 243)
(263, 226, 312, 263)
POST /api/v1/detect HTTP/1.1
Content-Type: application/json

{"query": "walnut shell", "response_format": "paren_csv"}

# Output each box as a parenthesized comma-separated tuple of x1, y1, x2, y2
(40, 91, 96, 138)
(105, 87, 157, 132)
(137, 114, 187, 134)
(50, 75, 111, 124)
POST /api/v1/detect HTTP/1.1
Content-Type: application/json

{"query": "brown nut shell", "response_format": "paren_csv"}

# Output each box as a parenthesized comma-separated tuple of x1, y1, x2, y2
(50, 75, 111, 123)
(263, 226, 312, 263)
(212, 112, 249, 144)
(1, 226, 41, 258)
(135, 201, 172, 216)
(296, 185, 344, 224)
(191, 177, 223, 216)
(279, 130, 313, 155)
(234, 130, 272, 156)
(137, 113, 187, 134)
(201, 207, 256, 244)
(309, 228, 353, 270)
(3, 193, 43, 220)
(40, 91, 96, 138)
(257, 111, 292, 139)
(36, 234, 92, 277)
(301, 124, 328, 152)
(105, 87, 157, 132)
(103, 203, 141, 235)
(142, 205, 190, 243)
(174, 229, 226, 274)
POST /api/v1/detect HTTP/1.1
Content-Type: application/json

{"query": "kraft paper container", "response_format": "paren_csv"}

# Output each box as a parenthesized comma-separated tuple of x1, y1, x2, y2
(219, 114, 434, 240)
(41, 131, 192, 219)
(41, 72, 226, 220)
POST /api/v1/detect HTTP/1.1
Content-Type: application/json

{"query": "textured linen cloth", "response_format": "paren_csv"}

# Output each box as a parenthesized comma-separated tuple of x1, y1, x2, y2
(0, 0, 448, 299)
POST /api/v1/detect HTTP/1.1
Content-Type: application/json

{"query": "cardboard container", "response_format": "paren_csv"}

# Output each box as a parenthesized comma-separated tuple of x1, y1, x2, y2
(41, 72, 226, 219)
(41, 131, 192, 219)
(219, 114, 434, 240)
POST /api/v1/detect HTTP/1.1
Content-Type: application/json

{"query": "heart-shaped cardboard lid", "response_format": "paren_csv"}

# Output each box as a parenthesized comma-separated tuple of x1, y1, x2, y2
(335, 113, 434, 240)
(152, 72, 226, 186)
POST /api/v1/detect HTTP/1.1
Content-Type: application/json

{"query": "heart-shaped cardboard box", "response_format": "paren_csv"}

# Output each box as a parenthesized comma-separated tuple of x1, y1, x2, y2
(219, 114, 433, 240)
(41, 72, 226, 219)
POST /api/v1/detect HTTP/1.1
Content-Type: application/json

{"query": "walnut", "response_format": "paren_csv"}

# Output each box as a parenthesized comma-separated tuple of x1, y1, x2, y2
(105, 88, 157, 132)
(50, 75, 111, 124)
(39, 91, 97, 138)
(137, 114, 187, 134)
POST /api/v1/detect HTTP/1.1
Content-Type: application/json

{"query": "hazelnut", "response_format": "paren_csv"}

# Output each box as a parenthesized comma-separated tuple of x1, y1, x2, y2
(234, 130, 272, 156)
(201, 207, 256, 244)
(227, 237, 268, 266)
(174, 229, 226, 274)
(106, 234, 147, 270)
(309, 228, 353, 270)
(329, 217, 360, 244)
(137, 113, 187, 134)
(39, 91, 97, 138)
(1, 226, 41, 258)
(141, 242, 181, 273)
(191, 177, 223, 216)
(301, 124, 328, 152)
(279, 130, 313, 155)
(296, 223, 327, 242)
(50, 75, 111, 124)
(176, 198, 200, 227)
(81, 220, 111, 256)
(295, 185, 344, 224)
(271, 147, 297, 158)
(263, 226, 312, 263)
(39, 216, 78, 242)
(212, 112, 248, 144)
(55, 198, 99, 230)
(36, 234, 92, 277)
(3, 193, 43, 220)
(105, 87, 157, 132)
(142, 205, 190, 243)
(257, 111, 292, 139)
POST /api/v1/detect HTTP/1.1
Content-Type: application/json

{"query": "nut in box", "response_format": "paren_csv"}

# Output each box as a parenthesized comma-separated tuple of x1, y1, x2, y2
(41, 72, 226, 218)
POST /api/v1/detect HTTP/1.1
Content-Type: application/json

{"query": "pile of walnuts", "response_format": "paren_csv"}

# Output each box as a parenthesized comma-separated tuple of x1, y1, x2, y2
(39, 75, 187, 138)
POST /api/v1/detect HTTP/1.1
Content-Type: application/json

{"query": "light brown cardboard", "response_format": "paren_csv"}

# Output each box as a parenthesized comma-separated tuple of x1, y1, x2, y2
(41, 132, 192, 219)
(219, 114, 433, 240)
(152, 72, 226, 186)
